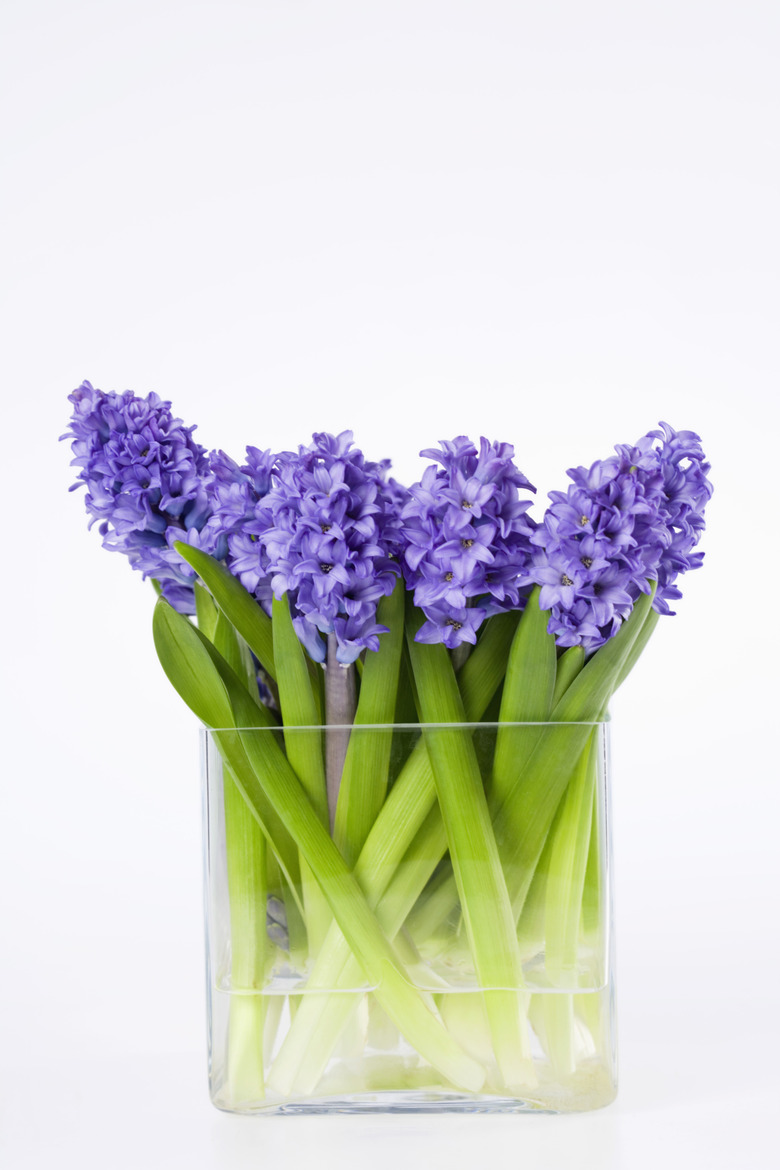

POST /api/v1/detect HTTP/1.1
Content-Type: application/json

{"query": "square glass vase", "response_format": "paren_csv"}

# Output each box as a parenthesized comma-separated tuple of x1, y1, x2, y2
(201, 721, 616, 1114)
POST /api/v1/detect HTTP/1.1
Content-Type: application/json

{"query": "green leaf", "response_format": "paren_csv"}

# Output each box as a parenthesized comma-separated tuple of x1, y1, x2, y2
(552, 646, 585, 706)
(405, 602, 535, 1089)
(456, 610, 520, 719)
(493, 587, 657, 919)
(222, 766, 269, 1099)
(174, 542, 276, 679)
(271, 595, 322, 726)
(537, 732, 598, 1075)
(213, 610, 247, 679)
(492, 588, 557, 807)
(271, 594, 328, 822)
(498, 589, 557, 721)
(614, 607, 660, 691)
(194, 582, 219, 642)
(553, 587, 655, 722)
(544, 733, 597, 982)
(152, 599, 302, 904)
(153, 599, 235, 730)
(271, 593, 331, 952)
(334, 580, 405, 865)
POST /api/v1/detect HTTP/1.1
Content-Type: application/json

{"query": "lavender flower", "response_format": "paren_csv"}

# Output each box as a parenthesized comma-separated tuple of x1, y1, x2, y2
(62, 380, 219, 613)
(400, 437, 537, 646)
(530, 421, 713, 651)
(208, 432, 404, 664)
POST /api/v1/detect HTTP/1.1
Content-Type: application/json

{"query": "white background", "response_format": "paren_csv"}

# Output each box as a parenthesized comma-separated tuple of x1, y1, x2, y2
(1, 2, 778, 1167)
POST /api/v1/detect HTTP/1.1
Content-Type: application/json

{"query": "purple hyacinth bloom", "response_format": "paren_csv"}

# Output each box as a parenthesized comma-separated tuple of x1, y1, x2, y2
(264, 432, 405, 664)
(530, 421, 712, 651)
(63, 380, 218, 613)
(208, 431, 404, 664)
(205, 446, 276, 608)
(413, 604, 487, 649)
(400, 436, 537, 647)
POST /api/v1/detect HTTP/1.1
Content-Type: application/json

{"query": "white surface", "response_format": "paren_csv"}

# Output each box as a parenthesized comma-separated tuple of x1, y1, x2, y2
(1, 2, 779, 1167)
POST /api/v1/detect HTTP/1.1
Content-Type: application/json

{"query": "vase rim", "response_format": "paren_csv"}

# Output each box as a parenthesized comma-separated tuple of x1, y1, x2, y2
(200, 718, 611, 733)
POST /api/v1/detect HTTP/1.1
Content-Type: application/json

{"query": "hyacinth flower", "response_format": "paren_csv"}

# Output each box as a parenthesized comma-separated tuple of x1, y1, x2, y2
(67, 388, 712, 1112)
(61, 380, 219, 613)
(400, 435, 537, 649)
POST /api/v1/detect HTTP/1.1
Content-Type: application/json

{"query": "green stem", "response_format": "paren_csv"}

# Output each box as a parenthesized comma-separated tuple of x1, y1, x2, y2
(324, 637, 357, 832)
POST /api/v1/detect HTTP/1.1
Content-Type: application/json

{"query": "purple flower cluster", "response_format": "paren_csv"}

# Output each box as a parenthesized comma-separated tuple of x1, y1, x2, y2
(209, 432, 405, 664)
(207, 446, 276, 609)
(530, 421, 713, 651)
(65, 382, 712, 663)
(62, 381, 218, 613)
(400, 437, 537, 647)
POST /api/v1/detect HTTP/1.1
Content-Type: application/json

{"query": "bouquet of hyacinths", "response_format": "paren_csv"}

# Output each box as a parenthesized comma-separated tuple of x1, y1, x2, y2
(64, 382, 712, 1113)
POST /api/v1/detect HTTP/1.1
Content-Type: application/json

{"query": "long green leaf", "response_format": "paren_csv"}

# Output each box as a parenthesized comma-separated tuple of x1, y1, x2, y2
(223, 764, 269, 1100)
(614, 606, 660, 691)
(193, 582, 219, 642)
(492, 588, 557, 807)
(406, 604, 535, 1090)
(494, 587, 656, 919)
(197, 593, 272, 1098)
(153, 599, 236, 729)
(498, 588, 556, 720)
(152, 599, 302, 904)
(334, 581, 405, 865)
(537, 732, 597, 1075)
(175, 542, 276, 679)
(271, 594, 328, 824)
(272, 593, 330, 954)
(457, 611, 519, 718)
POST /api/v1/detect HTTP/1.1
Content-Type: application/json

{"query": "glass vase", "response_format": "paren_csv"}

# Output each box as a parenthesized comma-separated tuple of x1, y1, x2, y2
(201, 721, 616, 1114)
